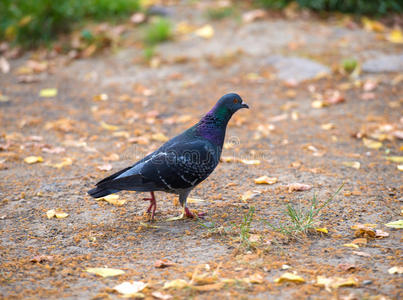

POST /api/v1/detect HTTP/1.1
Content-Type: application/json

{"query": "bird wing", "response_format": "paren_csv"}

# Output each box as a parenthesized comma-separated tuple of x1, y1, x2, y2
(96, 139, 219, 192)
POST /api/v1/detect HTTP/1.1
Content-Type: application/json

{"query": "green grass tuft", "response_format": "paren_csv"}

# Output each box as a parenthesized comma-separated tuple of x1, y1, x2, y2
(143, 17, 172, 46)
(265, 184, 344, 236)
(0, 0, 141, 48)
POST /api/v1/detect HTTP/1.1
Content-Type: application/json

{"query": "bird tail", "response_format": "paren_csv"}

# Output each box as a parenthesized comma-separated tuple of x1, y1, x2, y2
(87, 187, 119, 198)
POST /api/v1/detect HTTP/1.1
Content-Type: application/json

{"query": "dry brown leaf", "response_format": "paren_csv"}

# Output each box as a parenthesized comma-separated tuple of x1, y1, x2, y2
(86, 267, 125, 278)
(242, 9, 267, 23)
(343, 243, 359, 249)
(163, 279, 189, 289)
(97, 163, 112, 171)
(46, 209, 68, 219)
(363, 138, 382, 149)
(316, 276, 358, 292)
(342, 161, 360, 169)
(245, 273, 264, 284)
(30, 255, 54, 263)
(351, 224, 376, 238)
(50, 157, 73, 169)
(155, 259, 175, 268)
(352, 251, 371, 257)
(288, 183, 312, 192)
(388, 266, 403, 274)
(100, 121, 120, 131)
(151, 133, 169, 142)
(93, 94, 108, 101)
(220, 156, 236, 163)
(98, 194, 126, 206)
(152, 291, 172, 300)
(241, 190, 260, 202)
(254, 176, 277, 185)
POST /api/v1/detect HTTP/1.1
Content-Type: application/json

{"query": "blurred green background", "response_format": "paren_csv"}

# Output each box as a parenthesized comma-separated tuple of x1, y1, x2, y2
(0, 0, 402, 49)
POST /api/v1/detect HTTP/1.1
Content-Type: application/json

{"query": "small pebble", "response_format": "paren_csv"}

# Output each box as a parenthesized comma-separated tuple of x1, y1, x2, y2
(363, 280, 372, 285)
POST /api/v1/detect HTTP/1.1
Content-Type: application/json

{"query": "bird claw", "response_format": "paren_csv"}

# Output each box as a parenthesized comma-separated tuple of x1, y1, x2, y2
(166, 209, 206, 221)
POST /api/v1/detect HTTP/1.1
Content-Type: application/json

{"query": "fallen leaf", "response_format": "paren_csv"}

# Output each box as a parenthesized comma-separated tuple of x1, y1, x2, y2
(50, 157, 73, 169)
(151, 133, 169, 142)
(30, 255, 54, 263)
(288, 183, 312, 192)
(351, 238, 367, 245)
(93, 94, 108, 101)
(384, 156, 403, 163)
(363, 138, 382, 149)
(98, 194, 126, 206)
(388, 266, 403, 274)
(387, 29, 403, 44)
(195, 25, 214, 39)
(131, 12, 146, 24)
(97, 163, 112, 171)
(46, 209, 69, 219)
(0, 94, 9, 102)
(375, 229, 389, 238)
(338, 263, 356, 271)
(152, 291, 172, 300)
(342, 161, 360, 169)
(86, 267, 125, 278)
(398, 165, 403, 171)
(0, 56, 10, 73)
(362, 17, 385, 32)
(242, 9, 267, 23)
(187, 197, 205, 203)
(163, 279, 189, 289)
(325, 90, 345, 105)
(351, 224, 376, 238)
(100, 121, 120, 131)
(220, 156, 236, 163)
(274, 272, 305, 283)
(239, 159, 261, 165)
(155, 259, 175, 268)
(352, 251, 371, 257)
(139, 221, 160, 228)
(315, 227, 328, 234)
(24, 156, 43, 164)
(316, 276, 358, 292)
(343, 243, 359, 249)
(321, 123, 335, 130)
(39, 88, 57, 98)
(42, 146, 65, 154)
(113, 281, 147, 296)
(384, 220, 403, 229)
(245, 273, 264, 284)
(254, 176, 277, 185)
(191, 282, 225, 291)
(241, 190, 260, 202)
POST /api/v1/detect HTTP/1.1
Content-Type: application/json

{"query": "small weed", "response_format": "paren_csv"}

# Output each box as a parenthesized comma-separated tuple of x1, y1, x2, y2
(199, 206, 256, 250)
(239, 206, 255, 249)
(143, 46, 155, 61)
(143, 17, 172, 46)
(265, 184, 344, 236)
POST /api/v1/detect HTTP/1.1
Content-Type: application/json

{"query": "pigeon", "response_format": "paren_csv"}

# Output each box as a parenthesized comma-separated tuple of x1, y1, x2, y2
(88, 93, 249, 220)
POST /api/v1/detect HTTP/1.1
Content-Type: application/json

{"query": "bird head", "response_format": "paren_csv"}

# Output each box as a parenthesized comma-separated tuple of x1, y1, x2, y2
(216, 93, 249, 114)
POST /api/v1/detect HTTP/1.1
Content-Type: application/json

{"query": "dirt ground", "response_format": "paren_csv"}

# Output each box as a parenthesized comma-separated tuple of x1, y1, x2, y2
(1, 2, 402, 300)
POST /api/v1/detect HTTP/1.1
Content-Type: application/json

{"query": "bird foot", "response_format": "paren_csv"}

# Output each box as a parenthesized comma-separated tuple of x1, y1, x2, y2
(166, 208, 206, 221)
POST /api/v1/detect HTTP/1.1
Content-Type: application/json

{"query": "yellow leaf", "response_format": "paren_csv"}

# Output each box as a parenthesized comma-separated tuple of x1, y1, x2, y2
(315, 227, 328, 234)
(93, 93, 108, 101)
(321, 123, 335, 130)
(388, 266, 403, 274)
(342, 161, 360, 169)
(343, 243, 359, 249)
(239, 159, 261, 165)
(19, 15, 32, 26)
(46, 209, 68, 219)
(363, 138, 382, 149)
(100, 121, 120, 131)
(398, 165, 403, 171)
(151, 133, 169, 142)
(24, 156, 43, 164)
(195, 25, 214, 39)
(187, 197, 205, 203)
(274, 272, 305, 283)
(385, 220, 403, 229)
(361, 17, 385, 32)
(163, 279, 189, 289)
(254, 176, 277, 185)
(387, 29, 403, 44)
(351, 238, 367, 245)
(316, 276, 358, 292)
(220, 156, 236, 163)
(113, 281, 147, 296)
(98, 194, 126, 206)
(50, 157, 73, 169)
(39, 88, 58, 98)
(86, 267, 125, 278)
(385, 156, 403, 163)
(312, 100, 326, 108)
(46, 209, 56, 219)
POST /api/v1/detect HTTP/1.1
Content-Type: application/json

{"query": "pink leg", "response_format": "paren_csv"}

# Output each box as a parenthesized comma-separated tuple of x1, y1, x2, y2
(143, 191, 157, 221)
(184, 207, 206, 219)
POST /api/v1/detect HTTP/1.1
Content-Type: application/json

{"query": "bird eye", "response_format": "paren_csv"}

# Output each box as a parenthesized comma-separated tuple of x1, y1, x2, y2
(233, 98, 238, 104)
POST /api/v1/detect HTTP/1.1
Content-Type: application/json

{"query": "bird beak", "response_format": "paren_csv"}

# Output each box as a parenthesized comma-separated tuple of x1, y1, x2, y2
(241, 103, 249, 109)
